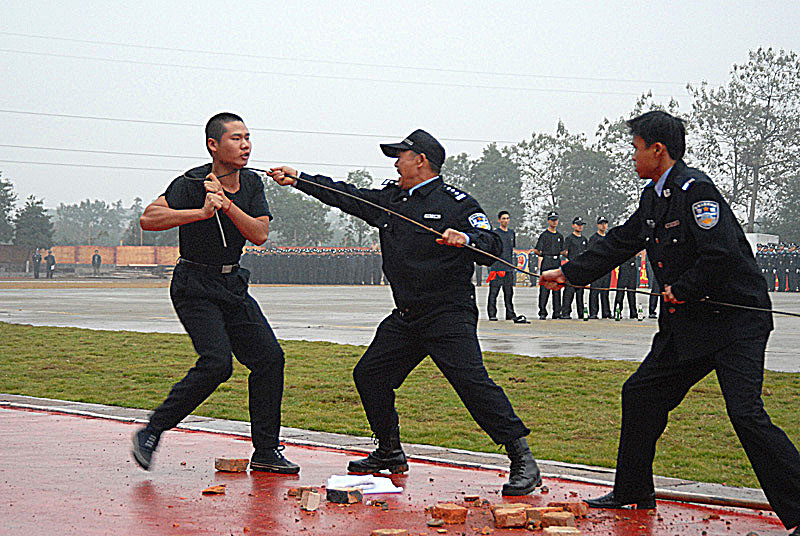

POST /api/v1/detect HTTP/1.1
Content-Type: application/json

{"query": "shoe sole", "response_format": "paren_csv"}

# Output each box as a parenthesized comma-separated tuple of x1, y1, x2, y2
(501, 475, 543, 496)
(347, 463, 409, 475)
(250, 462, 300, 474)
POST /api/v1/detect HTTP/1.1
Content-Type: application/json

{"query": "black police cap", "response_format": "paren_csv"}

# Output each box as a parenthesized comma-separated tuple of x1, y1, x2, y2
(572, 217, 585, 225)
(597, 216, 609, 224)
(380, 129, 445, 169)
(547, 211, 559, 220)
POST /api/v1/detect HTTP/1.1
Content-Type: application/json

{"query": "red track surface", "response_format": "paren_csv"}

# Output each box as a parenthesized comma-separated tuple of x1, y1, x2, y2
(0, 406, 784, 535)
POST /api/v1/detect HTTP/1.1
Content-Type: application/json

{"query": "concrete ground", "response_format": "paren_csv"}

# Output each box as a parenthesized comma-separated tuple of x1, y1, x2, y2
(0, 396, 786, 535)
(1, 282, 799, 371)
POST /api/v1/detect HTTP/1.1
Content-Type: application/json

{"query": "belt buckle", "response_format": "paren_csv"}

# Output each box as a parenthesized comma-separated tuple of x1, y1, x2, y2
(221, 264, 234, 274)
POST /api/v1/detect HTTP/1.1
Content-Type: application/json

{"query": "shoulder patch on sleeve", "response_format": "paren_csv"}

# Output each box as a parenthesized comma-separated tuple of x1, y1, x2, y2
(443, 184, 468, 201)
(381, 178, 398, 186)
(468, 212, 491, 230)
(692, 200, 719, 229)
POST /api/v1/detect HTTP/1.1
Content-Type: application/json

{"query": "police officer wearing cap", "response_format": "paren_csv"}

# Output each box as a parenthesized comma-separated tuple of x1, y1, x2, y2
(534, 212, 566, 319)
(588, 217, 612, 319)
(561, 217, 588, 319)
(270, 129, 541, 497)
(539, 111, 800, 534)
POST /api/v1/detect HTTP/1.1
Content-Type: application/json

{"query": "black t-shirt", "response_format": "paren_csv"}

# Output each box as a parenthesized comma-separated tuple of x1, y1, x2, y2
(490, 227, 516, 270)
(564, 233, 588, 260)
(162, 164, 271, 265)
(535, 230, 564, 256)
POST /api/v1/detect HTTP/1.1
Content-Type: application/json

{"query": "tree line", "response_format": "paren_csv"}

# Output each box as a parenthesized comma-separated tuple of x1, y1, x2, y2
(2, 47, 798, 252)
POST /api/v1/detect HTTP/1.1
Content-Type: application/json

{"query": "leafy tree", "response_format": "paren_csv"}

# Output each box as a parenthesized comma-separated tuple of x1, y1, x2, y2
(13, 195, 53, 250)
(53, 199, 125, 246)
(263, 178, 332, 246)
(594, 92, 682, 222)
(339, 170, 378, 246)
(0, 173, 17, 243)
(689, 47, 800, 231)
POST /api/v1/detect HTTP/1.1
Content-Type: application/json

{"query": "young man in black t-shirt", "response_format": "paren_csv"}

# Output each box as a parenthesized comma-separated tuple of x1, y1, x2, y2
(534, 212, 566, 319)
(487, 210, 526, 322)
(132, 113, 298, 475)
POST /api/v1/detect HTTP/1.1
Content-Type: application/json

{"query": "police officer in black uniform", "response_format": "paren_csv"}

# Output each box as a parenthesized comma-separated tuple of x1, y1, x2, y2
(44, 249, 56, 278)
(91, 249, 102, 277)
(132, 112, 298, 476)
(645, 255, 661, 318)
(487, 210, 526, 322)
(588, 217, 612, 319)
(540, 111, 800, 535)
(32, 249, 42, 279)
(614, 254, 639, 319)
(561, 217, 589, 319)
(270, 129, 541, 497)
(535, 212, 566, 319)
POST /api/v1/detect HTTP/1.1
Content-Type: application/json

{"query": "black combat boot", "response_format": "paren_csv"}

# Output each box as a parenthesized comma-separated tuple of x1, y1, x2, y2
(347, 429, 408, 474)
(502, 437, 542, 496)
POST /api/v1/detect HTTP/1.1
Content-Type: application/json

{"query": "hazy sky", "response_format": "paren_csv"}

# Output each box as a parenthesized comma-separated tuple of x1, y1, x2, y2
(2, 1, 799, 209)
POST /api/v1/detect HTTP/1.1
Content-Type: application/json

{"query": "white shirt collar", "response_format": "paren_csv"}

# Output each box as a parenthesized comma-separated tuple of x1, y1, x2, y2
(408, 176, 439, 195)
(655, 166, 673, 197)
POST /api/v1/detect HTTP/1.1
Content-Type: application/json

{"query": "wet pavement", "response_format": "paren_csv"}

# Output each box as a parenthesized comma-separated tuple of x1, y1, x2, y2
(1, 283, 799, 371)
(0, 405, 785, 536)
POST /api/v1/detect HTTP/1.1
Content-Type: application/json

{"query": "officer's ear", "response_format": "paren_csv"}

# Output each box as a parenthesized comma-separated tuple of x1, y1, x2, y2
(416, 152, 427, 169)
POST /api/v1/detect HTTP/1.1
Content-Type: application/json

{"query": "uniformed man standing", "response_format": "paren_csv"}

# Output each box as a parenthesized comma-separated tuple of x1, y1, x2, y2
(32, 249, 42, 279)
(44, 249, 56, 279)
(540, 111, 800, 535)
(132, 113, 297, 476)
(561, 217, 589, 319)
(487, 210, 526, 323)
(534, 212, 566, 319)
(91, 249, 102, 277)
(614, 254, 639, 319)
(270, 129, 541, 496)
(588, 217, 612, 319)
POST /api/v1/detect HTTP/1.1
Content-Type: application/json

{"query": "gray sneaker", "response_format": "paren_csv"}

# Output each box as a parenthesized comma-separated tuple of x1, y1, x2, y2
(132, 428, 160, 470)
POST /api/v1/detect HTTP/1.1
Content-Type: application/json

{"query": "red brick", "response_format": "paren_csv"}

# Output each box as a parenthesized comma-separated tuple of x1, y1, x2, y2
(492, 505, 528, 528)
(201, 484, 226, 495)
(214, 458, 249, 472)
(431, 503, 468, 524)
(541, 511, 576, 528)
(526, 506, 564, 527)
(288, 485, 317, 498)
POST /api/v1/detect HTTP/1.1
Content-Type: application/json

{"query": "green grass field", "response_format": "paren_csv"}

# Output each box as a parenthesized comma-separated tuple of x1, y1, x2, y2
(2, 321, 798, 488)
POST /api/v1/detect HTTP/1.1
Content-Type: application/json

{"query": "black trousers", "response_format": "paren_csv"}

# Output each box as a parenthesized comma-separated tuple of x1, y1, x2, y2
(614, 278, 637, 318)
(589, 274, 612, 318)
(613, 334, 800, 529)
(33, 264, 40, 279)
(148, 265, 285, 451)
(352, 300, 530, 445)
(649, 278, 661, 316)
(487, 272, 516, 319)
(561, 286, 585, 318)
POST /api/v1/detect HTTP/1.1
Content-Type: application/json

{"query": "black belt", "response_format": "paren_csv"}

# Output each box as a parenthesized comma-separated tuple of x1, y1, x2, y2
(178, 258, 239, 274)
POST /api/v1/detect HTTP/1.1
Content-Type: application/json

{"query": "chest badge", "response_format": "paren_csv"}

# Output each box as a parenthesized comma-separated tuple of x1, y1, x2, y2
(646, 219, 656, 229)
(423, 213, 442, 220)
(692, 200, 720, 229)
(663, 188, 671, 198)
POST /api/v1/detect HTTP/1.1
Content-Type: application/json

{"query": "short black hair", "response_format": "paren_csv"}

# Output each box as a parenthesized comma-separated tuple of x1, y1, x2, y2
(498, 210, 510, 219)
(626, 110, 686, 160)
(205, 112, 244, 154)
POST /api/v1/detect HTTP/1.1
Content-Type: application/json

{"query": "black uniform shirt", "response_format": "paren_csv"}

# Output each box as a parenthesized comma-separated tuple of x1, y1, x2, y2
(489, 227, 516, 271)
(561, 159, 772, 359)
(294, 174, 502, 310)
(32, 253, 42, 264)
(535, 230, 564, 269)
(163, 164, 271, 265)
(564, 233, 588, 260)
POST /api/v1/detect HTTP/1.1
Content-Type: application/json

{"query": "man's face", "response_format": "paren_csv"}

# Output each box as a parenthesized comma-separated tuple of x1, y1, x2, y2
(597, 222, 608, 233)
(632, 135, 660, 180)
(573, 223, 584, 234)
(548, 218, 558, 228)
(499, 214, 510, 227)
(394, 150, 423, 189)
(209, 121, 251, 168)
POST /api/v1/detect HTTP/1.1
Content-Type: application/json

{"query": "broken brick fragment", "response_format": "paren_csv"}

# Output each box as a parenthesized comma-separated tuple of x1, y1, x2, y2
(492, 505, 528, 528)
(201, 484, 226, 495)
(431, 503, 468, 524)
(370, 530, 409, 536)
(214, 458, 249, 472)
(547, 501, 589, 518)
(326, 487, 363, 504)
(288, 486, 317, 498)
(300, 490, 321, 511)
(527, 506, 565, 527)
(542, 528, 581, 535)
(427, 518, 445, 527)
